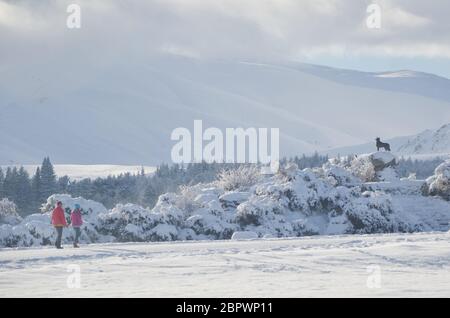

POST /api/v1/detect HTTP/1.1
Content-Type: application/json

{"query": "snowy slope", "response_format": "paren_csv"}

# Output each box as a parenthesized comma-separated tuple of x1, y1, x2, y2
(324, 123, 450, 158)
(0, 232, 449, 297)
(397, 124, 450, 155)
(293, 63, 450, 103)
(322, 135, 412, 157)
(1, 57, 450, 164)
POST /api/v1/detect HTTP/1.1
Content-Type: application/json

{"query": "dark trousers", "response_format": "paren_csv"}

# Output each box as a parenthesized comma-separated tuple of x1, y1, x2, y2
(55, 227, 63, 248)
(74, 227, 81, 244)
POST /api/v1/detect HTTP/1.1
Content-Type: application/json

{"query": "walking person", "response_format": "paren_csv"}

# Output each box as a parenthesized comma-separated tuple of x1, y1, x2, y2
(51, 201, 67, 249)
(70, 204, 83, 248)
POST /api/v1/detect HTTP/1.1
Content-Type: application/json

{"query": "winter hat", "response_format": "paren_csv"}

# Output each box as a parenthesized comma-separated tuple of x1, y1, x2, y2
(74, 204, 81, 209)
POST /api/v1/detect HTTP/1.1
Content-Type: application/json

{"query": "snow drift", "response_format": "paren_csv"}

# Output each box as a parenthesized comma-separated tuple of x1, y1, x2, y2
(1, 153, 450, 248)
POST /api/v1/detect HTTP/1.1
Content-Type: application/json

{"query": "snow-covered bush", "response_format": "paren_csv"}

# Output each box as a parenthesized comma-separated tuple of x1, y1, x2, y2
(349, 156, 376, 182)
(321, 163, 361, 187)
(0, 198, 22, 225)
(279, 162, 299, 180)
(343, 192, 395, 233)
(219, 191, 251, 209)
(426, 160, 450, 200)
(216, 165, 261, 191)
(0, 158, 445, 248)
(0, 224, 35, 247)
(98, 204, 164, 242)
(187, 203, 237, 239)
(42, 194, 107, 219)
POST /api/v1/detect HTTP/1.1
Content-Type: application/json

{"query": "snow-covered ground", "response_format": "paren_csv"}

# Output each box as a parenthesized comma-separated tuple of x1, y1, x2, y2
(0, 232, 449, 297)
(0, 165, 156, 180)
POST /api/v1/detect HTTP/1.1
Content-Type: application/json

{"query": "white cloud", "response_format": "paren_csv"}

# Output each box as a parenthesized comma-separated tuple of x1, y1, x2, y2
(0, 0, 449, 63)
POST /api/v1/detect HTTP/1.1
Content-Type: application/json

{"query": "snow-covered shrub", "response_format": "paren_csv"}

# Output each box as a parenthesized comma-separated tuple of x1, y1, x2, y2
(426, 160, 450, 200)
(0, 198, 22, 225)
(0, 159, 444, 248)
(42, 194, 107, 219)
(219, 191, 251, 209)
(236, 196, 283, 226)
(98, 204, 163, 242)
(23, 219, 55, 245)
(0, 224, 35, 247)
(349, 155, 376, 182)
(291, 218, 321, 236)
(216, 165, 261, 191)
(152, 193, 185, 226)
(177, 184, 204, 213)
(186, 207, 236, 239)
(321, 163, 361, 187)
(279, 162, 299, 180)
(150, 223, 178, 241)
(343, 192, 396, 234)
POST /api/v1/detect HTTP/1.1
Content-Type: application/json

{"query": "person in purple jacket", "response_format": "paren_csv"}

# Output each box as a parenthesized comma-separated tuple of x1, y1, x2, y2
(70, 204, 83, 248)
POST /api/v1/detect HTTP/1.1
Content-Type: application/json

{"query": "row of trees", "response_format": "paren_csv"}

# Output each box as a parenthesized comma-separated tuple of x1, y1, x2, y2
(397, 156, 445, 179)
(0, 158, 57, 215)
(0, 153, 330, 216)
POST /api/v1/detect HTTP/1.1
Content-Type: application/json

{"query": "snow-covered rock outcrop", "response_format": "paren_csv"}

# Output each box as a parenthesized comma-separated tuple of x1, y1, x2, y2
(349, 152, 397, 182)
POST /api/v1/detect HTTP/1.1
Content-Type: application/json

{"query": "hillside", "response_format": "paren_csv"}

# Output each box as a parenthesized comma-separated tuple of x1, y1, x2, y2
(325, 123, 450, 158)
(1, 57, 450, 164)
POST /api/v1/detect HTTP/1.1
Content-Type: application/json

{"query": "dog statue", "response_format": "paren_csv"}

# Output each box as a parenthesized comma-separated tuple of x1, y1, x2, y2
(376, 137, 391, 151)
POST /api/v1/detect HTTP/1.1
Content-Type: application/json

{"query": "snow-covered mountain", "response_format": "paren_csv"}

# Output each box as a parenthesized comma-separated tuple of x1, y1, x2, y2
(324, 123, 450, 158)
(1, 56, 450, 165)
(397, 124, 450, 155)
(293, 63, 450, 103)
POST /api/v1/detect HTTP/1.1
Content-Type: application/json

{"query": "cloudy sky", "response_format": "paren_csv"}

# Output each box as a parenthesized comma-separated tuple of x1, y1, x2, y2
(1, 0, 450, 78)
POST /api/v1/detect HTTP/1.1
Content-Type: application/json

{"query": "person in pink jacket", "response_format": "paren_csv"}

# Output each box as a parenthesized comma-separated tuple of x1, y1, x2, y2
(70, 204, 83, 248)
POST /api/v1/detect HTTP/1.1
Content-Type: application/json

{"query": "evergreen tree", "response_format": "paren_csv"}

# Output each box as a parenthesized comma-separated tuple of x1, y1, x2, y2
(15, 167, 32, 215)
(57, 175, 70, 193)
(40, 157, 57, 201)
(3, 167, 16, 200)
(31, 167, 42, 211)
(0, 167, 4, 199)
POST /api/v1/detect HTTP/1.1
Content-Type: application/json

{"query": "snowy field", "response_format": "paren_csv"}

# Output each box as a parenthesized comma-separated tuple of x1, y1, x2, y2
(1, 165, 156, 180)
(1, 232, 449, 298)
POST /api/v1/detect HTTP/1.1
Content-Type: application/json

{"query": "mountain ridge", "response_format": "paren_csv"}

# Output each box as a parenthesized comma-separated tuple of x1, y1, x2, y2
(1, 57, 450, 164)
